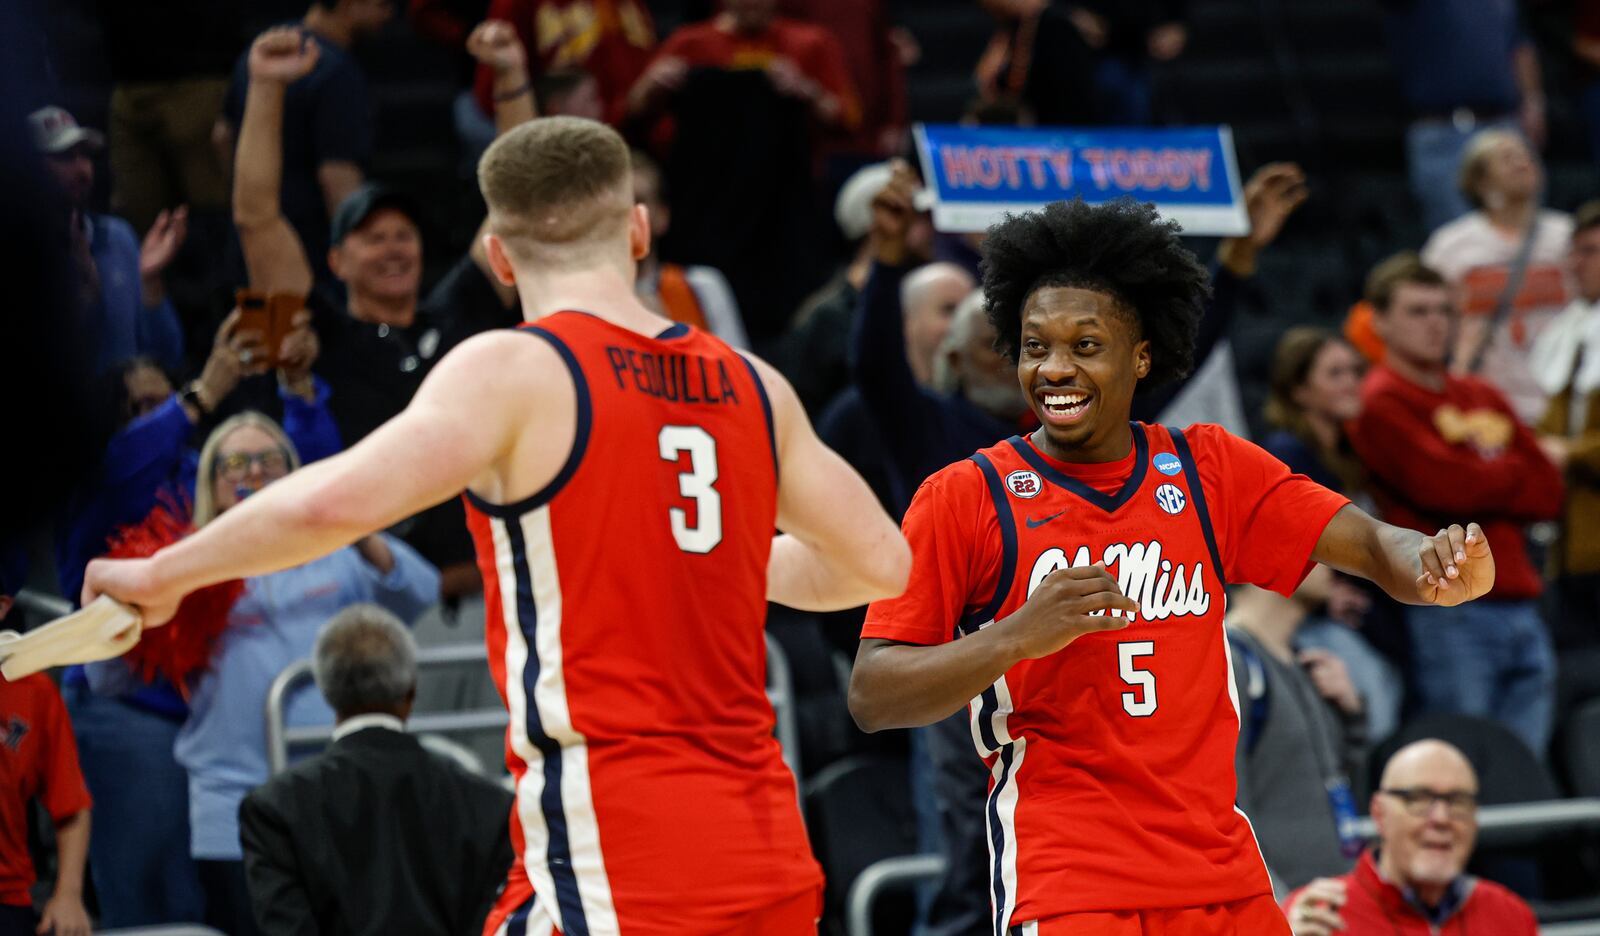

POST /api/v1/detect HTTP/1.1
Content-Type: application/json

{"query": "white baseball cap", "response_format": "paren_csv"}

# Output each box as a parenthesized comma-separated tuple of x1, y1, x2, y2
(834, 162, 895, 242)
(28, 106, 105, 155)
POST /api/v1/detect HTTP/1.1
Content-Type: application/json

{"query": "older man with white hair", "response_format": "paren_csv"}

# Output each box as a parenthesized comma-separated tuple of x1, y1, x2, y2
(1283, 739, 1538, 936)
(239, 605, 514, 936)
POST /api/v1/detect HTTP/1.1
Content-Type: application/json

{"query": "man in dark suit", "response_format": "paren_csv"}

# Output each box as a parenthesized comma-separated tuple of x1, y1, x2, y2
(240, 604, 514, 936)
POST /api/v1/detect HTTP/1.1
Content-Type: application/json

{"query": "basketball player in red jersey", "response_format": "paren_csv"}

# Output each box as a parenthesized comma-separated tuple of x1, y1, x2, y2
(82, 115, 911, 935)
(848, 199, 1495, 936)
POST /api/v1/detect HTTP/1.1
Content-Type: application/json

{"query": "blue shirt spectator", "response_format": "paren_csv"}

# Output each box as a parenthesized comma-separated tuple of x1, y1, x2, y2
(82, 213, 185, 374)
(29, 106, 187, 375)
(57, 359, 341, 610)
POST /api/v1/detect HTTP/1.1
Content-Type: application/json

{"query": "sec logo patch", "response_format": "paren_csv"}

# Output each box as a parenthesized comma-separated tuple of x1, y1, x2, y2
(1154, 483, 1187, 515)
(1153, 452, 1182, 476)
(1006, 470, 1042, 499)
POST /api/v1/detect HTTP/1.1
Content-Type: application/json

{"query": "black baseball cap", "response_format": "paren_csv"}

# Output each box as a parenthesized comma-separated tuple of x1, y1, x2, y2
(329, 183, 423, 245)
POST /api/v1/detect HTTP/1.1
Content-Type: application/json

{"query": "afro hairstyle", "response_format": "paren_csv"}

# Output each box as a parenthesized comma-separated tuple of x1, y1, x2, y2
(979, 198, 1211, 389)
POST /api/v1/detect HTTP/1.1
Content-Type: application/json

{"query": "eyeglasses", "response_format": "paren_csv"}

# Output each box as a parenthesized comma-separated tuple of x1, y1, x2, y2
(216, 449, 290, 482)
(1380, 787, 1477, 818)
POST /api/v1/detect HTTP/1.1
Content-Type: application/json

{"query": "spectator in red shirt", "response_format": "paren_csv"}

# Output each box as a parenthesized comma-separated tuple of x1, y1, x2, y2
(471, 0, 656, 125)
(626, 0, 860, 135)
(0, 573, 93, 936)
(1348, 253, 1562, 756)
(1283, 739, 1538, 936)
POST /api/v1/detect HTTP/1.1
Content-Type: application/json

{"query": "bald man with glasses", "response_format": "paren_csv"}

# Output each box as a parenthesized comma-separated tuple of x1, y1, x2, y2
(1283, 739, 1538, 935)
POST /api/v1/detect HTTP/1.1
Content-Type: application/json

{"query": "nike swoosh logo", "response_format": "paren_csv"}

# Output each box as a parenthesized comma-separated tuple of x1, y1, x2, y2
(1025, 510, 1066, 528)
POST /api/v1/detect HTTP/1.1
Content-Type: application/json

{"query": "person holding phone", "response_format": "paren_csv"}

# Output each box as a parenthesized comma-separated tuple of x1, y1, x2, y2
(231, 22, 534, 598)
(53, 306, 337, 929)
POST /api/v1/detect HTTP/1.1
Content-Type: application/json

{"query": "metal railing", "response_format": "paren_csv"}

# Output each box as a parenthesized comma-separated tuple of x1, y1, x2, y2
(1351, 798, 1600, 848)
(96, 927, 227, 936)
(265, 641, 504, 775)
(846, 853, 946, 936)
(266, 634, 803, 784)
(14, 588, 72, 621)
(844, 800, 1600, 936)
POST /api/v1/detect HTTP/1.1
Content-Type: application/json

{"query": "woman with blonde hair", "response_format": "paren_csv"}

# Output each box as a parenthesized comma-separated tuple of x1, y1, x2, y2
(170, 412, 438, 936)
(1421, 128, 1573, 423)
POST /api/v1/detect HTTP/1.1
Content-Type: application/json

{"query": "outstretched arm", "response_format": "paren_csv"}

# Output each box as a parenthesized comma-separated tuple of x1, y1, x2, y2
(755, 354, 911, 611)
(82, 331, 560, 622)
(1311, 504, 1494, 607)
(234, 27, 317, 297)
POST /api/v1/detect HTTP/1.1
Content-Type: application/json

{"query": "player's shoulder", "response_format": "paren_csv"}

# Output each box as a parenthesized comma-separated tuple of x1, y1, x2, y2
(1160, 422, 1249, 458)
(908, 456, 990, 515)
(429, 326, 570, 396)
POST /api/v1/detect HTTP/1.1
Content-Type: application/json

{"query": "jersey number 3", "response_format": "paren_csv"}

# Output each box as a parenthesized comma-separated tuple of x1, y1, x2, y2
(659, 426, 723, 554)
(1118, 641, 1157, 717)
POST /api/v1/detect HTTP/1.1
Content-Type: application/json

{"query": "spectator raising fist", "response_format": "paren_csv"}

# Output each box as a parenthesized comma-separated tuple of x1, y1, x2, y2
(465, 20, 525, 77)
(249, 27, 321, 84)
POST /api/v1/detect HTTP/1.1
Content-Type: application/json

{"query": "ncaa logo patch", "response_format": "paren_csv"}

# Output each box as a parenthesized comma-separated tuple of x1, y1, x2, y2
(1006, 470, 1042, 499)
(1153, 452, 1182, 476)
(1154, 483, 1187, 515)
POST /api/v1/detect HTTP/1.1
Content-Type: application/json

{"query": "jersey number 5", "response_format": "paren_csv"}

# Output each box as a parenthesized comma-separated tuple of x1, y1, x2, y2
(659, 426, 722, 554)
(1118, 641, 1157, 717)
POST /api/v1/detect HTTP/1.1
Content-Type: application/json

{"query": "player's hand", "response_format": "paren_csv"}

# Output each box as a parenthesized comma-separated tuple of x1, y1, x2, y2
(999, 562, 1139, 660)
(466, 19, 526, 76)
(1286, 877, 1347, 935)
(36, 889, 90, 936)
(249, 27, 321, 84)
(82, 557, 181, 628)
(1415, 523, 1494, 607)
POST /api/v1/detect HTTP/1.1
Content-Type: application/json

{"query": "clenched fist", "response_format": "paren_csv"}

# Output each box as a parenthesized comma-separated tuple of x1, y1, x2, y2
(249, 26, 320, 84)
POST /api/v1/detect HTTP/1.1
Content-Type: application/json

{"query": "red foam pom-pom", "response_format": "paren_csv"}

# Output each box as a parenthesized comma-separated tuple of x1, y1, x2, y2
(102, 494, 246, 688)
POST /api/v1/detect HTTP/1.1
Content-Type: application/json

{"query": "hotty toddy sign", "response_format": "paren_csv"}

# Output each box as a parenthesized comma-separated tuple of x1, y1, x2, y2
(914, 124, 1250, 236)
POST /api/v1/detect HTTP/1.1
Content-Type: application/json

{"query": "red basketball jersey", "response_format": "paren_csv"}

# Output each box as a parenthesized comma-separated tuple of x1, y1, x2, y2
(465, 312, 820, 936)
(863, 423, 1349, 928)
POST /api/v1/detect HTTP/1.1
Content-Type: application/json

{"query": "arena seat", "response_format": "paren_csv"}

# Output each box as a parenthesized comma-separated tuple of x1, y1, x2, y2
(1561, 699, 1600, 798)
(803, 754, 919, 936)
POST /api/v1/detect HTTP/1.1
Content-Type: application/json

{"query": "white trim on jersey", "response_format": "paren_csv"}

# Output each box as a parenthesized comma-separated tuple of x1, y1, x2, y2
(489, 902, 557, 936)
(491, 508, 621, 936)
(985, 675, 1026, 936)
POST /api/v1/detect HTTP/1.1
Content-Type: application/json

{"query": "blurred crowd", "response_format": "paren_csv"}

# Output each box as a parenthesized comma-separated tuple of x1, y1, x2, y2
(2, 0, 1600, 935)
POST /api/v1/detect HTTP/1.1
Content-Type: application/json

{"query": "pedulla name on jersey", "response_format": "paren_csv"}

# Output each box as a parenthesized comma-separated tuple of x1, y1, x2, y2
(605, 346, 742, 405)
(1026, 540, 1212, 623)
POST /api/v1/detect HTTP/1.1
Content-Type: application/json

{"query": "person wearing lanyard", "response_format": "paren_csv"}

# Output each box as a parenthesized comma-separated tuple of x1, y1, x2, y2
(1226, 573, 1369, 892)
